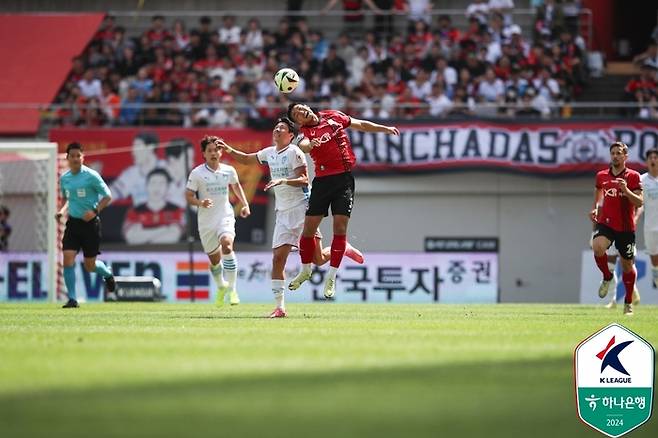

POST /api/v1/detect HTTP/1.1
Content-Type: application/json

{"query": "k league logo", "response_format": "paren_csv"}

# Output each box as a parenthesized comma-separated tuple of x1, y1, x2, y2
(575, 323, 655, 437)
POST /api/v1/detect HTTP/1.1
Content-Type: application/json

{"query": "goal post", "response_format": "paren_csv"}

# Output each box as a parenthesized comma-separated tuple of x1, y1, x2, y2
(0, 143, 59, 302)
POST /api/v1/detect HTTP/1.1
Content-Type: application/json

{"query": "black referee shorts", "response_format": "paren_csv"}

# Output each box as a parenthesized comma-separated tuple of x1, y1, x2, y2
(62, 217, 102, 258)
(307, 172, 355, 217)
(593, 222, 636, 260)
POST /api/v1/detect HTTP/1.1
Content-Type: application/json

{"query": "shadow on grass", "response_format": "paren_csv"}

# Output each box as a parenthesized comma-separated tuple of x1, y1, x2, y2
(3, 357, 654, 438)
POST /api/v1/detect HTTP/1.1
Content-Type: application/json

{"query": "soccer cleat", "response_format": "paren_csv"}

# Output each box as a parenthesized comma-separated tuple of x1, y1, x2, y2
(288, 269, 311, 291)
(632, 286, 640, 305)
(654, 278, 658, 289)
(323, 277, 336, 299)
(604, 299, 616, 309)
(344, 243, 364, 264)
(215, 286, 227, 307)
(268, 307, 287, 318)
(598, 276, 614, 298)
(104, 275, 116, 293)
(229, 289, 240, 306)
(62, 298, 79, 308)
(623, 303, 633, 316)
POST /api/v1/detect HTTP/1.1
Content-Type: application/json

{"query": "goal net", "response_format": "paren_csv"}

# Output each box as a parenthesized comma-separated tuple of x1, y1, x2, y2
(0, 143, 58, 301)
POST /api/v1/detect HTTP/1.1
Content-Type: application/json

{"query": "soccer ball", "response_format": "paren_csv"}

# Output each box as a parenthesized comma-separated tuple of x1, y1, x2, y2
(274, 68, 299, 94)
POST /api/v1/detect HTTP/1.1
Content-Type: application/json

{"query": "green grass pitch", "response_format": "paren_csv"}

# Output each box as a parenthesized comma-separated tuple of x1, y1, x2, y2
(0, 303, 656, 438)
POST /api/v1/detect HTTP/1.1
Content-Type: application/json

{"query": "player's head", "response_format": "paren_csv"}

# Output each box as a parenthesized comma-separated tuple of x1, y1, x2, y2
(200, 135, 222, 164)
(66, 142, 84, 171)
(645, 148, 658, 170)
(287, 102, 319, 126)
(145, 168, 171, 204)
(609, 141, 628, 167)
(273, 117, 296, 147)
(132, 132, 160, 169)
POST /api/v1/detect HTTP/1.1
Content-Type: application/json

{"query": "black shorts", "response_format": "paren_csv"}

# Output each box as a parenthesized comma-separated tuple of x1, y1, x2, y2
(307, 172, 355, 217)
(593, 223, 636, 260)
(62, 217, 102, 258)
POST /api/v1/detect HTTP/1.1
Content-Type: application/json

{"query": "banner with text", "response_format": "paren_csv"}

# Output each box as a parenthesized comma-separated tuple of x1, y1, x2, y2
(348, 121, 658, 174)
(579, 250, 658, 304)
(0, 251, 497, 303)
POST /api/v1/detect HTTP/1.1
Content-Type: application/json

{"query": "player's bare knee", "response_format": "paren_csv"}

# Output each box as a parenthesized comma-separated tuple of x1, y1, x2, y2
(83, 261, 96, 272)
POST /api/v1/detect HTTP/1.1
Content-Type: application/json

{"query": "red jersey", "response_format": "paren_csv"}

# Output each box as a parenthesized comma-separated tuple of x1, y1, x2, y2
(301, 110, 355, 177)
(596, 167, 642, 232)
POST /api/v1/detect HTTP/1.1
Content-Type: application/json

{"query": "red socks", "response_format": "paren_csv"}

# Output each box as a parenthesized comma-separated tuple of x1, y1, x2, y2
(622, 268, 636, 304)
(594, 254, 613, 280)
(330, 234, 347, 268)
(299, 235, 316, 264)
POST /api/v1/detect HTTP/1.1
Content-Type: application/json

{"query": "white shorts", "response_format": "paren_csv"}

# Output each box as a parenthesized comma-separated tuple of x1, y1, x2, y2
(645, 230, 658, 255)
(272, 203, 322, 249)
(200, 216, 235, 254)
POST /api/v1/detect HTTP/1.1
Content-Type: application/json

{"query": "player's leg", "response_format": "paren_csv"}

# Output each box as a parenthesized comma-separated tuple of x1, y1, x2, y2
(270, 244, 292, 317)
(208, 246, 229, 306)
(289, 214, 323, 290)
(592, 225, 615, 298)
(81, 217, 115, 294)
(219, 232, 239, 305)
(61, 220, 81, 308)
(321, 173, 356, 298)
(614, 232, 637, 315)
(603, 253, 619, 308)
(313, 237, 331, 266)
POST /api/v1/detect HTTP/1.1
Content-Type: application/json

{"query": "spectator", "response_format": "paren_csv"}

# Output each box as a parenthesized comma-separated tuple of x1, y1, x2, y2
(427, 81, 453, 116)
(322, 0, 382, 36)
(244, 18, 264, 52)
(119, 87, 144, 125)
(219, 15, 241, 45)
(408, 68, 432, 100)
(633, 41, 658, 71)
(477, 67, 505, 103)
(321, 44, 348, 78)
(466, 0, 490, 26)
(145, 15, 170, 46)
(197, 16, 214, 50)
(0, 205, 11, 252)
(130, 67, 154, 98)
(77, 69, 102, 100)
(534, 0, 565, 40)
(100, 82, 120, 123)
(515, 86, 542, 117)
(488, 0, 514, 26)
(172, 19, 190, 50)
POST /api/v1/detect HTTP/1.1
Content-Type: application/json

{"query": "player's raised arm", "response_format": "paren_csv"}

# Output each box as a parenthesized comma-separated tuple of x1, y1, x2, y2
(349, 117, 400, 136)
(216, 139, 260, 165)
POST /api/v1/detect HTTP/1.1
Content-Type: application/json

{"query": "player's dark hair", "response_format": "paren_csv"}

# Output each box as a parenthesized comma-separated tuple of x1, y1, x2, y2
(165, 138, 194, 158)
(134, 132, 160, 149)
(286, 102, 300, 121)
(277, 117, 297, 136)
(146, 168, 172, 184)
(610, 141, 628, 154)
(200, 135, 220, 152)
(0, 205, 9, 217)
(645, 148, 658, 159)
(66, 142, 83, 156)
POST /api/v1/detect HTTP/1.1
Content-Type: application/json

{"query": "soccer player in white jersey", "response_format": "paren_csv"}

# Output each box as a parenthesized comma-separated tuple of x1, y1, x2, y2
(638, 148, 658, 288)
(219, 118, 363, 317)
(185, 135, 251, 306)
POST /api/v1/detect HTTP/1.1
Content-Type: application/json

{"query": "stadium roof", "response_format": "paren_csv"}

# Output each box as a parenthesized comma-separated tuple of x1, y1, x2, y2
(0, 13, 105, 135)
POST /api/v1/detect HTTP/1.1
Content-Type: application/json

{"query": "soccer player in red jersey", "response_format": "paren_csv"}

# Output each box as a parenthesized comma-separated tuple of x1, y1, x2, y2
(286, 103, 399, 298)
(590, 141, 643, 315)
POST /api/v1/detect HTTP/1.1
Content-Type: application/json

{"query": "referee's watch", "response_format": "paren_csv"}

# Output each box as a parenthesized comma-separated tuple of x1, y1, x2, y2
(93, 207, 99, 215)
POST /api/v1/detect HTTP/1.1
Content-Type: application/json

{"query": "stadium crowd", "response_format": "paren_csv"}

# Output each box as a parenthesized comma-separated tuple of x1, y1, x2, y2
(53, 0, 589, 127)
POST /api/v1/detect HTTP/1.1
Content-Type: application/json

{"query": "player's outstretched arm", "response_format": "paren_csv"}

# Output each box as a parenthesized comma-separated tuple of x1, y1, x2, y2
(349, 117, 400, 136)
(265, 166, 309, 191)
(217, 139, 259, 165)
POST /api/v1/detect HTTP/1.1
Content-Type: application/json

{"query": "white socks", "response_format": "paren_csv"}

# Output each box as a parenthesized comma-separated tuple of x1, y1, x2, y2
(272, 279, 285, 310)
(210, 262, 226, 288)
(222, 252, 237, 290)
